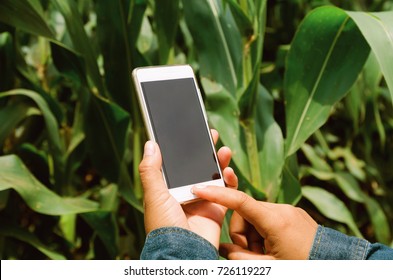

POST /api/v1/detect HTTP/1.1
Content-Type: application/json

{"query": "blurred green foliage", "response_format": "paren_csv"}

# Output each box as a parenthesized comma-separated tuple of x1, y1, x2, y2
(0, 0, 393, 259)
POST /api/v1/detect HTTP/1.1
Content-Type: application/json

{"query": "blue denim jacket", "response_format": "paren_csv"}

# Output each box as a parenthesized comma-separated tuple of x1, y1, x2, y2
(140, 227, 219, 260)
(140, 225, 393, 260)
(309, 225, 393, 260)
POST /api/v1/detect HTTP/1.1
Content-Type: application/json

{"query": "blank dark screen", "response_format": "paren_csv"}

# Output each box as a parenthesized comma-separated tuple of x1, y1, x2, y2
(141, 78, 221, 189)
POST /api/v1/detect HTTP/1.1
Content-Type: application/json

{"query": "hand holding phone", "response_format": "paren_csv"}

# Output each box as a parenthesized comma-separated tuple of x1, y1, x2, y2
(132, 65, 225, 203)
(139, 130, 238, 249)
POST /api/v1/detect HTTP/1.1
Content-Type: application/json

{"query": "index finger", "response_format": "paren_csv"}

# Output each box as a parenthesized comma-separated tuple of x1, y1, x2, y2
(192, 186, 276, 235)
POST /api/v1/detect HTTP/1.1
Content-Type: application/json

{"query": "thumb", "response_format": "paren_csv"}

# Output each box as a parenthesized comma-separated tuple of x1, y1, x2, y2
(139, 141, 166, 196)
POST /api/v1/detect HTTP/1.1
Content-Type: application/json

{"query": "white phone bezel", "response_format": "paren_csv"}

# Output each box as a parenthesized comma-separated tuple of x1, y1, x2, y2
(132, 65, 225, 203)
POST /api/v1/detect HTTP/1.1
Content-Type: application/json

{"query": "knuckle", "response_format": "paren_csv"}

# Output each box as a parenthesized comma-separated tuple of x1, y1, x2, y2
(138, 160, 155, 184)
(236, 191, 251, 210)
(138, 160, 151, 174)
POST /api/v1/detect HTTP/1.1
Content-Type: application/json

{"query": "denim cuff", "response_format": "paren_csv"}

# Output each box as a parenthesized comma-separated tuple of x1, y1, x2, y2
(309, 225, 369, 260)
(140, 227, 219, 260)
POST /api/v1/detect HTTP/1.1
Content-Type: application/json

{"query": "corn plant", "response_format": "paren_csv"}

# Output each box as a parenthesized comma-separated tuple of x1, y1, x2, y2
(0, 0, 392, 259)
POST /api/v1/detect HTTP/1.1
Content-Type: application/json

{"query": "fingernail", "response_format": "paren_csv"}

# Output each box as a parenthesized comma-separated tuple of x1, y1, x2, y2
(144, 141, 155, 157)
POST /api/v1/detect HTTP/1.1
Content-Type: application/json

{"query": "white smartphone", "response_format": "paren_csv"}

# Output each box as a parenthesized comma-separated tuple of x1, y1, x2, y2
(132, 65, 225, 203)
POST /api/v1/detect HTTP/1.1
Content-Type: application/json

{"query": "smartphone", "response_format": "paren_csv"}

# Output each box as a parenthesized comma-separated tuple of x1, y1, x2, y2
(132, 65, 225, 203)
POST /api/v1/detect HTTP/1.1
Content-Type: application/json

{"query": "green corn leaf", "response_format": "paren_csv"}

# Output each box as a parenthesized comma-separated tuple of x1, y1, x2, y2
(0, 155, 98, 215)
(0, 102, 40, 146)
(128, 0, 148, 45)
(0, 89, 66, 188)
(154, 0, 180, 64)
(52, 0, 107, 97)
(0, 0, 78, 60)
(224, 0, 254, 38)
(0, 32, 14, 91)
(0, 0, 55, 39)
(0, 189, 10, 211)
(219, 212, 232, 245)
(81, 211, 119, 259)
(333, 169, 390, 242)
(0, 0, 108, 110)
(99, 184, 119, 212)
(85, 96, 129, 182)
(344, 52, 382, 134)
(333, 172, 365, 203)
(237, 0, 267, 118)
(0, 224, 66, 260)
(0, 91, 59, 132)
(183, 0, 242, 94)
(363, 196, 391, 244)
(50, 42, 87, 90)
(96, 0, 134, 110)
(85, 96, 142, 212)
(203, 78, 250, 180)
(278, 155, 302, 205)
(347, 11, 393, 103)
(59, 214, 77, 244)
(301, 144, 332, 172)
(95, 0, 147, 204)
(329, 147, 366, 181)
(255, 84, 284, 201)
(284, 6, 370, 156)
(302, 186, 363, 238)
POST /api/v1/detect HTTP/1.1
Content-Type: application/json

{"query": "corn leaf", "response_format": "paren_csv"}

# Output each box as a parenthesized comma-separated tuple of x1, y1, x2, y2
(183, 0, 241, 94)
(347, 11, 393, 103)
(0, 32, 14, 91)
(154, 0, 180, 64)
(255, 84, 284, 201)
(0, 0, 55, 39)
(0, 224, 66, 260)
(302, 186, 363, 238)
(0, 155, 98, 215)
(284, 6, 370, 156)
(81, 211, 119, 259)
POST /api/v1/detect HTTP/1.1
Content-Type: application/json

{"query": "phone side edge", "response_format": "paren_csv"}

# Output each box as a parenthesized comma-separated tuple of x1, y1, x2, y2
(131, 68, 156, 142)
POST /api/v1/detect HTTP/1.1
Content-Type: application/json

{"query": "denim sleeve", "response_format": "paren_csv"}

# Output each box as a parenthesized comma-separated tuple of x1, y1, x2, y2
(140, 227, 219, 260)
(309, 225, 393, 260)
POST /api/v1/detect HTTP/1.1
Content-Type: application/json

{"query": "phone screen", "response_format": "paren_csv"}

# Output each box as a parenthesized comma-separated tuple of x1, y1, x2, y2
(141, 78, 221, 189)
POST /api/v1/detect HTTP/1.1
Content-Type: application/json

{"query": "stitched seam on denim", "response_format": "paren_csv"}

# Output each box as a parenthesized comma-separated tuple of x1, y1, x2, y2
(310, 225, 324, 259)
(352, 238, 368, 260)
(361, 240, 369, 260)
(354, 239, 361, 259)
